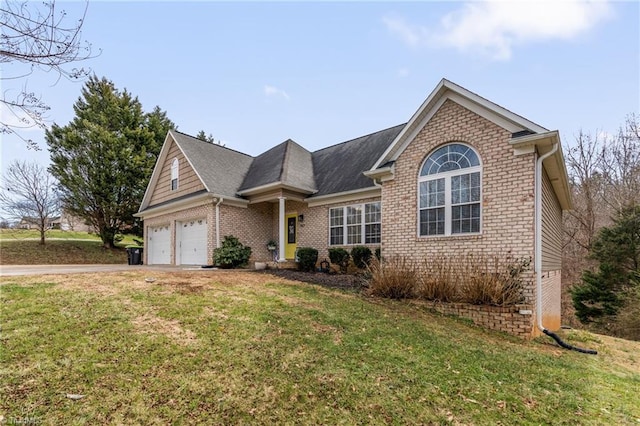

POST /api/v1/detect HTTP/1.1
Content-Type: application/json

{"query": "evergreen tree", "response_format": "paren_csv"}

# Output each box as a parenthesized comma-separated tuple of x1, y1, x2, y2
(572, 205, 640, 325)
(46, 76, 174, 248)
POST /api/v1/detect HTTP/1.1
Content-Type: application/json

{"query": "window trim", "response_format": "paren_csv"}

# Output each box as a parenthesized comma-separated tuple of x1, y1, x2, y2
(329, 201, 381, 246)
(170, 158, 179, 191)
(417, 143, 482, 237)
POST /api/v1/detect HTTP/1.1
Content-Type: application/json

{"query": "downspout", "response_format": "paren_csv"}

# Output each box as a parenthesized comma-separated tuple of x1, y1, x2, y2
(215, 197, 223, 248)
(535, 144, 596, 354)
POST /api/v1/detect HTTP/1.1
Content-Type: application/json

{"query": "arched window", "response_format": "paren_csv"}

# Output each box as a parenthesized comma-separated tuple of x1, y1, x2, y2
(171, 158, 179, 190)
(418, 143, 481, 236)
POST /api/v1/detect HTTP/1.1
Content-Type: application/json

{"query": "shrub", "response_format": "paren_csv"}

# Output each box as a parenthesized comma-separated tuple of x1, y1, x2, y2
(296, 247, 318, 272)
(458, 254, 529, 306)
(374, 247, 381, 261)
(328, 247, 350, 273)
(367, 257, 418, 299)
(351, 246, 372, 269)
(213, 235, 251, 268)
(418, 256, 459, 302)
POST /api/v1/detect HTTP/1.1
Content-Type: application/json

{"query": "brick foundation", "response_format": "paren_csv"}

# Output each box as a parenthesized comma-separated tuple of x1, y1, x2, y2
(422, 301, 535, 338)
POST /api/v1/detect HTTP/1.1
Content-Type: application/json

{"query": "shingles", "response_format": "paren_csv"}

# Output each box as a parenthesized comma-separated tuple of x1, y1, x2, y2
(310, 124, 405, 197)
(238, 141, 287, 191)
(239, 139, 316, 192)
(171, 131, 253, 198)
(172, 123, 404, 199)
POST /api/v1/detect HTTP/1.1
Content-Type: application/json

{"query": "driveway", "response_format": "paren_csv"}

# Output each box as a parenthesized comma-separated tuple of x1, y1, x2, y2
(0, 264, 207, 276)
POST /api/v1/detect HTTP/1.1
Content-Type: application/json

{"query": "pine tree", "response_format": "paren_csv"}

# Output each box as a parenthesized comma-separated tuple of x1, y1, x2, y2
(46, 76, 174, 248)
(572, 205, 640, 325)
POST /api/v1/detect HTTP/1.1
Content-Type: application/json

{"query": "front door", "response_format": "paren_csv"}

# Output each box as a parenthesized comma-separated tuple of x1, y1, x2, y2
(285, 213, 297, 259)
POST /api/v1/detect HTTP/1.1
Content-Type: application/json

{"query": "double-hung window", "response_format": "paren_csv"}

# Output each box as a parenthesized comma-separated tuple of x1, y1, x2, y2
(330, 202, 381, 245)
(419, 143, 481, 236)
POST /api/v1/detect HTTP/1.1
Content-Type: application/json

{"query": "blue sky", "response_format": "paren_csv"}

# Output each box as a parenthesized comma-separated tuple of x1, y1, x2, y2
(1, 0, 639, 173)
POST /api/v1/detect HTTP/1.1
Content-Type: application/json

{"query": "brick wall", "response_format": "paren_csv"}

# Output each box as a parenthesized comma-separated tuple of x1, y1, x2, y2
(381, 99, 537, 305)
(143, 200, 216, 265)
(219, 203, 274, 262)
(423, 302, 535, 338)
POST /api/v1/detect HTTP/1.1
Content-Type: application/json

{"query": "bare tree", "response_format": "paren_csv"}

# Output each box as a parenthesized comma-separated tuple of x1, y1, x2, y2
(562, 115, 640, 327)
(0, 160, 59, 244)
(0, 0, 96, 149)
(601, 113, 640, 210)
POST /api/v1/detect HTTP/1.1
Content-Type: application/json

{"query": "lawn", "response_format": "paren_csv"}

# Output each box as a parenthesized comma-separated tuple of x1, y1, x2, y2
(0, 230, 139, 264)
(1, 271, 639, 424)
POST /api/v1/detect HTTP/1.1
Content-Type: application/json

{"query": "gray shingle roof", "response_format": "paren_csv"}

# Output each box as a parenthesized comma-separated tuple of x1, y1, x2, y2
(171, 131, 253, 198)
(310, 124, 405, 197)
(169, 124, 404, 200)
(239, 139, 315, 193)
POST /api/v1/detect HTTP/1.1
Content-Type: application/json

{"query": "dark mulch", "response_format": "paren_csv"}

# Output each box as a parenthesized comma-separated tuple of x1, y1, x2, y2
(262, 269, 368, 291)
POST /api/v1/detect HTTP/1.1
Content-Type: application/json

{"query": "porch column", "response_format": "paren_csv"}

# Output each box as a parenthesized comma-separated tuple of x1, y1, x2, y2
(278, 196, 286, 261)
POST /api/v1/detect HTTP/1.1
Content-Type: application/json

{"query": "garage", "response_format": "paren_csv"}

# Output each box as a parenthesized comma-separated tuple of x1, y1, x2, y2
(148, 225, 171, 265)
(177, 218, 208, 265)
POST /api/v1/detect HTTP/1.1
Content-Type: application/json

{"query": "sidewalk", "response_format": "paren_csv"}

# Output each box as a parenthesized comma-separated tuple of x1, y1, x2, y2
(0, 264, 200, 276)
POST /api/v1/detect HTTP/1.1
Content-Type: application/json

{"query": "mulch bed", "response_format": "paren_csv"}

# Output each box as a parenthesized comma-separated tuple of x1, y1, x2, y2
(262, 269, 368, 292)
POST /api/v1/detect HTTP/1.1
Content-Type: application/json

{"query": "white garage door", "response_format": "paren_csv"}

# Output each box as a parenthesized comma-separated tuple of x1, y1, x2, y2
(148, 225, 171, 265)
(178, 219, 208, 265)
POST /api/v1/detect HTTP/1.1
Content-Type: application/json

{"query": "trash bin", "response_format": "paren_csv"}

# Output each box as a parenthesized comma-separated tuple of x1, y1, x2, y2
(126, 245, 143, 265)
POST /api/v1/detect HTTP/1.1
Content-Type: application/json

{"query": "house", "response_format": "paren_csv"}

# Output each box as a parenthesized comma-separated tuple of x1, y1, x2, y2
(18, 216, 61, 230)
(136, 79, 571, 336)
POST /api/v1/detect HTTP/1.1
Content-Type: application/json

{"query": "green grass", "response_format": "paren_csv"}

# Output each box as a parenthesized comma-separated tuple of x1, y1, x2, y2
(0, 240, 127, 264)
(0, 230, 141, 264)
(1, 271, 639, 424)
(0, 229, 139, 245)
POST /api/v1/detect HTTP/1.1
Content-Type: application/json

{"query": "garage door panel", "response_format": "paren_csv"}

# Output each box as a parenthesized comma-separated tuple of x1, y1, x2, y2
(178, 219, 208, 265)
(148, 225, 171, 265)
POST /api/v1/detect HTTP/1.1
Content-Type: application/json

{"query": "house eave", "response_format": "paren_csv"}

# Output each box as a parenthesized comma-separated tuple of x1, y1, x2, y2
(363, 165, 395, 182)
(237, 181, 317, 197)
(306, 187, 381, 207)
(510, 130, 573, 210)
(135, 192, 249, 219)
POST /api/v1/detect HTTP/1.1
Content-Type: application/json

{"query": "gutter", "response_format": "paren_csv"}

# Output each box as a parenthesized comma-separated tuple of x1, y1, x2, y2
(215, 197, 223, 248)
(535, 143, 596, 354)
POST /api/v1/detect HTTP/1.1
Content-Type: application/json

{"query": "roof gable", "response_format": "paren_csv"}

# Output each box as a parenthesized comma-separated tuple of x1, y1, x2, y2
(139, 131, 253, 211)
(238, 139, 315, 194)
(371, 79, 548, 171)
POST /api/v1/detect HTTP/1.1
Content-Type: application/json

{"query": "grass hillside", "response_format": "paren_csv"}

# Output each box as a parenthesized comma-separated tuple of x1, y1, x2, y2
(1, 271, 638, 424)
(0, 230, 137, 264)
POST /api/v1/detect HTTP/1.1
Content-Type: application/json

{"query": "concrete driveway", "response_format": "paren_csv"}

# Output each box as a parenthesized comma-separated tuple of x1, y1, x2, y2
(0, 264, 205, 276)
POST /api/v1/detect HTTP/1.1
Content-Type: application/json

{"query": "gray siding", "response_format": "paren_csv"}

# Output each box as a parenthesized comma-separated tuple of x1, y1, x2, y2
(541, 168, 562, 271)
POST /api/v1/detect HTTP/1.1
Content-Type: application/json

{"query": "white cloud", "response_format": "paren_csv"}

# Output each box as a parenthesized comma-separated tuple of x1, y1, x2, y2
(264, 85, 290, 100)
(384, 1, 613, 60)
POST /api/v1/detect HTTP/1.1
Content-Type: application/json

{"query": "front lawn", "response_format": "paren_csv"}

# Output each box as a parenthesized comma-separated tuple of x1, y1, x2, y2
(1, 271, 638, 424)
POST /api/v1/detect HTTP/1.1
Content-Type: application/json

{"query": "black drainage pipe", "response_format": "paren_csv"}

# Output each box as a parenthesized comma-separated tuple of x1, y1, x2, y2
(543, 329, 598, 355)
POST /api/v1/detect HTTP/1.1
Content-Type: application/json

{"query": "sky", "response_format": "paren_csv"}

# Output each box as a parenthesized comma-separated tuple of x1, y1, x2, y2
(1, 0, 639, 174)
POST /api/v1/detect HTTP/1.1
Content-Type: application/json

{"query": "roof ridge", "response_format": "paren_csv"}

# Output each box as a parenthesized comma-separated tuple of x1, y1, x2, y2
(312, 123, 407, 154)
(171, 129, 254, 158)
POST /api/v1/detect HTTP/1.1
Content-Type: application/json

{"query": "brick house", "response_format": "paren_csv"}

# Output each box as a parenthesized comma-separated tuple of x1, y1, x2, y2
(136, 79, 571, 336)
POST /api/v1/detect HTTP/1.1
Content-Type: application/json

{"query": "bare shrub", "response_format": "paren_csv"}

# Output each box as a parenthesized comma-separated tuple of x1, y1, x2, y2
(366, 253, 530, 306)
(367, 257, 418, 299)
(418, 256, 460, 302)
(458, 254, 530, 306)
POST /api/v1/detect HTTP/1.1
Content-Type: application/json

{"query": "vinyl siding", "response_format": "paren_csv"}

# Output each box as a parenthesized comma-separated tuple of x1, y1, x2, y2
(541, 168, 562, 271)
(148, 140, 206, 207)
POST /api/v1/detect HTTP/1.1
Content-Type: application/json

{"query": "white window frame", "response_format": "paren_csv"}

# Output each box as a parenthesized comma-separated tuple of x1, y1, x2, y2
(418, 144, 482, 237)
(329, 201, 381, 246)
(170, 158, 179, 191)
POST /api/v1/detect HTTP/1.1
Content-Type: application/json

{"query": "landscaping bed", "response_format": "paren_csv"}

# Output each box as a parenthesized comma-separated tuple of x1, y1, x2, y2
(263, 269, 366, 291)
